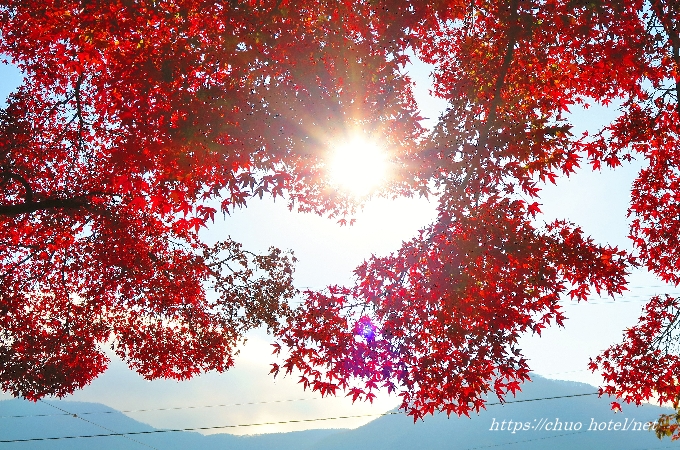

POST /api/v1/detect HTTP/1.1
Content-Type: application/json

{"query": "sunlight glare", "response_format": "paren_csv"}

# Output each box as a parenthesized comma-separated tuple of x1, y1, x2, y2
(328, 136, 389, 197)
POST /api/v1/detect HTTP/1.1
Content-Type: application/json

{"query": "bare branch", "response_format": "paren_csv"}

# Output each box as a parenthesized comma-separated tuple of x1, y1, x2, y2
(650, 0, 680, 115)
(0, 197, 88, 217)
(0, 171, 34, 203)
(461, 0, 521, 189)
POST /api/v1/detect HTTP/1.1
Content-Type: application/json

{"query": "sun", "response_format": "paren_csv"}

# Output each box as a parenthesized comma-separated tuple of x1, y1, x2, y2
(327, 136, 390, 197)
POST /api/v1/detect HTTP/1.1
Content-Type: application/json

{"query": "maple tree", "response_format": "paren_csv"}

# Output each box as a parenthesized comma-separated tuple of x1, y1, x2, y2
(0, 0, 422, 400)
(2, 0, 680, 434)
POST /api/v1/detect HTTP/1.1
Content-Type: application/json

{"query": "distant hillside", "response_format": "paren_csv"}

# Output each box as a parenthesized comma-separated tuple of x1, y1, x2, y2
(0, 399, 340, 450)
(0, 376, 675, 449)
(307, 375, 676, 450)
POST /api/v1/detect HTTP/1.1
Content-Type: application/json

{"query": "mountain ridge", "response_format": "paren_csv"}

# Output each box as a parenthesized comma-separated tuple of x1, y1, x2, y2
(0, 375, 673, 449)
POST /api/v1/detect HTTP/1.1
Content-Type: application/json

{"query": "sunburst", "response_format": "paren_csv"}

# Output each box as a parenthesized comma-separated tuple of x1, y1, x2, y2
(327, 135, 390, 197)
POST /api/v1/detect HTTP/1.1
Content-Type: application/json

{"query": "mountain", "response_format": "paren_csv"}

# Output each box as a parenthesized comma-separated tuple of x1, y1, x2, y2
(0, 375, 674, 449)
(0, 399, 339, 450)
(307, 375, 674, 450)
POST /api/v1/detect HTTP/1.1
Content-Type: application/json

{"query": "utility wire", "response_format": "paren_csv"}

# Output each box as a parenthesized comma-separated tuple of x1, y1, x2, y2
(463, 429, 680, 450)
(463, 429, 588, 450)
(0, 397, 320, 420)
(485, 392, 598, 406)
(462, 420, 680, 450)
(0, 391, 599, 421)
(39, 400, 159, 450)
(0, 412, 400, 444)
(0, 391, 602, 444)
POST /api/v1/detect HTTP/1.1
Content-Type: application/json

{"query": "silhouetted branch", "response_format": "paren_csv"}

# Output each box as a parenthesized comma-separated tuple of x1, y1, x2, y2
(0, 197, 88, 217)
(0, 172, 33, 203)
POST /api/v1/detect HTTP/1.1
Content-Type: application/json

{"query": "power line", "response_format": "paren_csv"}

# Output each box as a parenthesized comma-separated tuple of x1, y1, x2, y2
(0, 412, 400, 443)
(0, 391, 602, 444)
(486, 392, 598, 406)
(0, 391, 598, 421)
(463, 429, 588, 450)
(39, 400, 159, 450)
(462, 423, 680, 450)
(0, 397, 320, 420)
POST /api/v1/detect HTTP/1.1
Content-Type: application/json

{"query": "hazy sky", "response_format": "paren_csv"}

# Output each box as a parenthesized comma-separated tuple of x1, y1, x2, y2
(0, 53, 674, 436)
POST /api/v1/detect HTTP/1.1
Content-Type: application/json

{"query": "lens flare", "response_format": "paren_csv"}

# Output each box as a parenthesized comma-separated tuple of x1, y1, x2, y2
(328, 137, 389, 197)
(355, 316, 377, 341)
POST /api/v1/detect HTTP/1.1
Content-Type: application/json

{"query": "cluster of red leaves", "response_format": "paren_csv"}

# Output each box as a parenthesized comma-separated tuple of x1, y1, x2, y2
(0, 0, 423, 400)
(274, 0, 680, 423)
(592, 295, 680, 406)
(0, 222, 298, 399)
(277, 198, 630, 419)
(594, 111, 680, 435)
(3, 0, 680, 429)
(581, 1, 680, 437)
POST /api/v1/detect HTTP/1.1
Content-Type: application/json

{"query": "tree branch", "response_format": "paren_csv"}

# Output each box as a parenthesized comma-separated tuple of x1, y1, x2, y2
(74, 73, 86, 153)
(650, 0, 680, 116)
(461, 0, 521, 189)
(479, 0, 521, 149)
(0, 172, 33, 203)
(0, 197, 88, 217)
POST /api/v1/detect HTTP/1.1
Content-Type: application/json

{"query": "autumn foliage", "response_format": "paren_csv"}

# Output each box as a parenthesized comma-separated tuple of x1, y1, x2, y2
(1, 0, 680, 431)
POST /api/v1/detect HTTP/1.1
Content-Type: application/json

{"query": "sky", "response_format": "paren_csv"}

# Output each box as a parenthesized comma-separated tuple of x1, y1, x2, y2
(0, 53, 676, 436)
